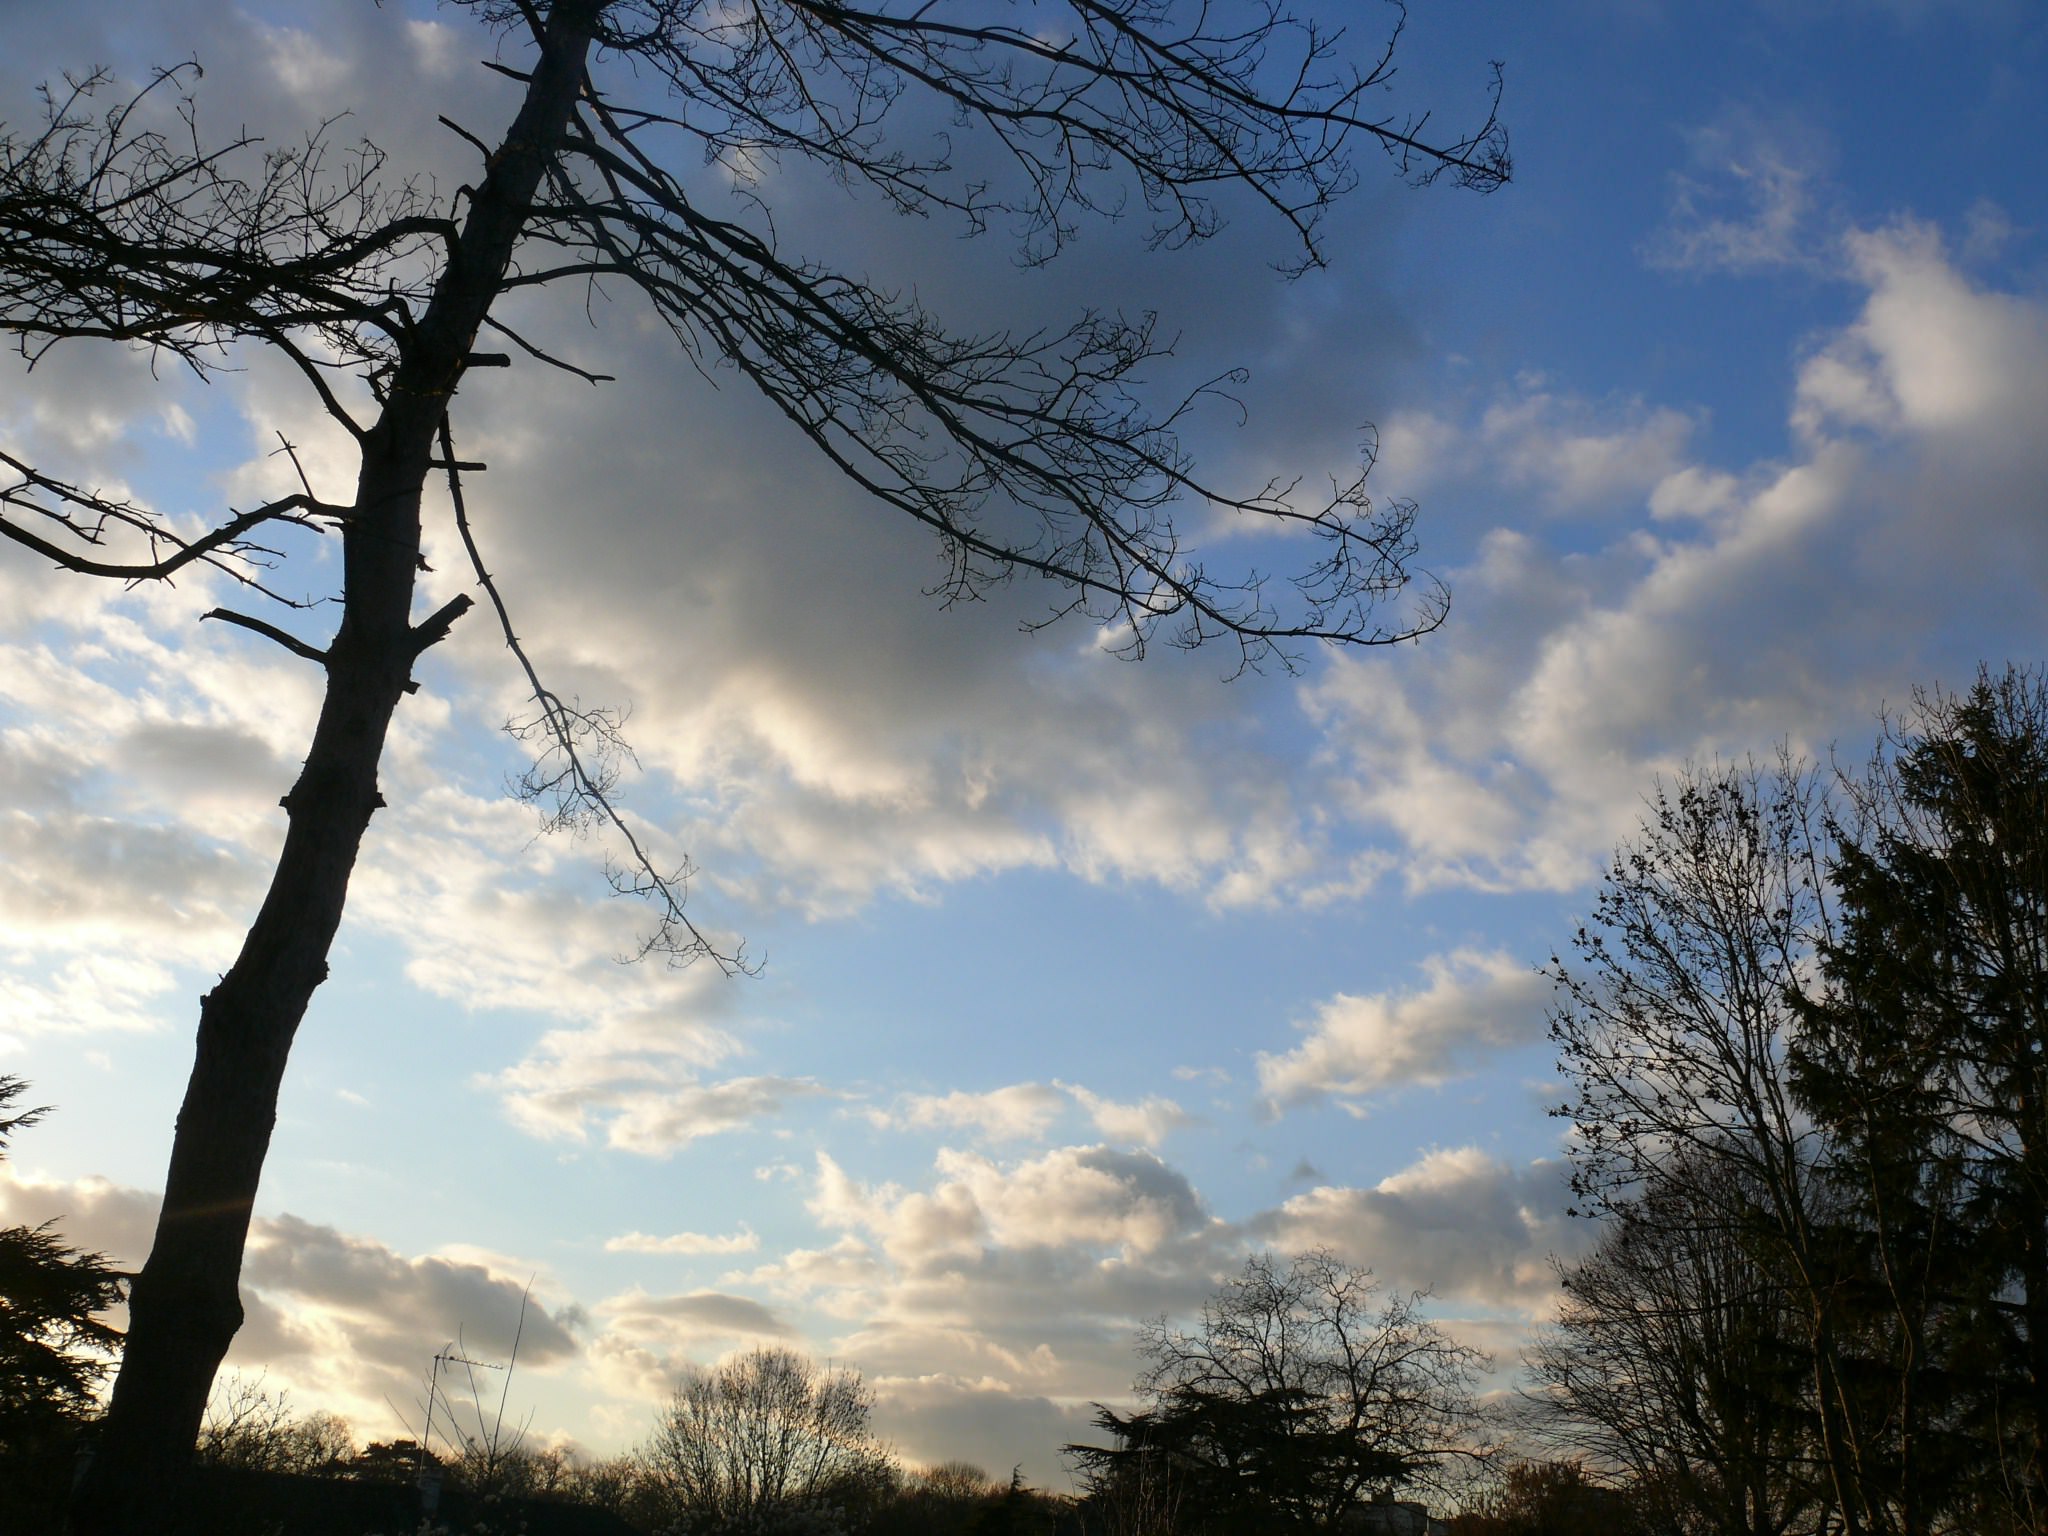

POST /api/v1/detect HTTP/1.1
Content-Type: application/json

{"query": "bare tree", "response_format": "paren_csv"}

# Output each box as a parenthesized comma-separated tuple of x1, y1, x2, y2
(0, 5, 1506, 1529)
(640, 1344, 896, 1531)
(1541, 761, 1898, 1533)
(1544, 757, 1981, 1536)
(1071, 1250, 1489, 1531)
(195, 1373, 355, 1476)
(1523, 1149, 1823, 1536)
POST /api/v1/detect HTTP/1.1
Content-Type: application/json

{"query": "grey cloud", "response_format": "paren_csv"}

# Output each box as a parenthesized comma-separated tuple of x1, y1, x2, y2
(243, 1212, 581, 1370)
(607, 1289, 792, 1338)
(0, 1169, 159, 1272)
(1252, 1149, 1585, 1311)
(117, 721, 292, 805)
(871, 1375, 1101, 1488)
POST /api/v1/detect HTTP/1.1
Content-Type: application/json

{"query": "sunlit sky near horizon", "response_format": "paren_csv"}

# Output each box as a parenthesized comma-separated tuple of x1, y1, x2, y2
(3, 0, 2045, 1490)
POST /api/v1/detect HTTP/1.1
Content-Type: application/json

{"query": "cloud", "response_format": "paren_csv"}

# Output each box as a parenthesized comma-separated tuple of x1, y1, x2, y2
(0, 1169, 585, 1433)
(1255, 1147, 1584, 1311)
(495, 1061, 825, 1157)
(1796, 221, 2048, 443)
(871, 1374, 1098, 1486)
(1257, 950, 1549, 1112)
(1059, 1083, 1197, 1148)
(812, 1145, 1207, 1263)
(874, 1084, 1068, 1143)
(0, 1135, 1575, 1482)
(582, 1287, 797, 1404)
(605, 1226, 761, 1256)
(1646, 108, 1834, 275)
(869, 1081, 1194, 1148)
(1480, 384, 1700, 513)
(242, 1213, 582, 1370)
(1304, 222, 2048, 894)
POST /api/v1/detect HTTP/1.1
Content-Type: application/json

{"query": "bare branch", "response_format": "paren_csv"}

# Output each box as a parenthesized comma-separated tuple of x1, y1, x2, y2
(436, 412, 748, 974)
(200, 607, 329, 667)
(0, 450, 334, 587)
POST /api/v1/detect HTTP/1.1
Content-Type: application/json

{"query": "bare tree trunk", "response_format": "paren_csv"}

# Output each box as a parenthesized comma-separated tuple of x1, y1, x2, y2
(69, 10, 599, 1531)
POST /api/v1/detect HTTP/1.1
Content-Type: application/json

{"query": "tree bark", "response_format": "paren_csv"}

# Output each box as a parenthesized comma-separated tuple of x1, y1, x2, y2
(69, 9, 599, 1531)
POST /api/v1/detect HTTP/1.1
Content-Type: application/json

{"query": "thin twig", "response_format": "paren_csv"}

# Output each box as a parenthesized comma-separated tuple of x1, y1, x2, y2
(436, 412, 746, 974)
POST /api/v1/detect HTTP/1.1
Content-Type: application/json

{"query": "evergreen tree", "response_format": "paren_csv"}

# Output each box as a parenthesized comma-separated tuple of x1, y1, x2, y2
(1794, 665, 2048, 1534)
(0, 1077, 127, 1533)
(0, 1077, 125, 1437)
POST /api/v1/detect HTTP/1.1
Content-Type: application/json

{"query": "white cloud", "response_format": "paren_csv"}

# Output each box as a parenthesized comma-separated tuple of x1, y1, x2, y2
(1305, 223, 2048, 894)
(875, 1083, 1067, 1143)
(1256, 950, 1549, 1111)
(1646, 109, 1833, 275)
(1256, 1147, 1583, 1311)
(605, 1226, 761, 1256)
(869, 1081, 1194, 1149)
(1480, 383, 1700, 513)
(1059, 1082, 1197, 1148)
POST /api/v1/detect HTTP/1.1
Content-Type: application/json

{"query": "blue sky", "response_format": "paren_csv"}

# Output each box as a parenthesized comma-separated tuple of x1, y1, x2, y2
(3, 0, 2045, 1488)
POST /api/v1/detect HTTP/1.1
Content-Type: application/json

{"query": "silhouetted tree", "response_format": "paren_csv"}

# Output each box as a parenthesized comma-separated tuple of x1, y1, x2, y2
(1446, 1459, 1648, 1536)
(1543, 760, 1908, 1535)
(640, 1344, 897, 1532)
(0, 1078, 124, 1435)
(0, 1078, 125, 1535)
(0, 7, 1507, 1528)
(1070, 1250, 1486, 1532)
(1524, 1148, 1821, 1536)
(1794, 665, 2048, 1535)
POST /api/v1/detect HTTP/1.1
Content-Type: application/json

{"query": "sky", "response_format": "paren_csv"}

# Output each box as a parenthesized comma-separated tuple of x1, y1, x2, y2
(2, 0, 2046, 1493)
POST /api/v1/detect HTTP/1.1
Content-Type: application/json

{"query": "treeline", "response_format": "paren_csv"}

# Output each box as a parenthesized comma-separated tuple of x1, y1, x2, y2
(190, 1351, 1068, 1536)
(1526, 664, 2048, 1536)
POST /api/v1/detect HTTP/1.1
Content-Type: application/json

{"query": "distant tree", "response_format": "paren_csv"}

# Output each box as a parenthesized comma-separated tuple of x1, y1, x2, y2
(344, 1438, 444, 1486)
(0, 1078, 125, 1536)
(1446, 1459, 1649, 1536)
(1523, 1148, 1821, 1536)
(893, 1462, 1003, 1536)
(966, 1466, 1061, 1536)
(0, 6, 1507, 1527)
(194, 1372, 358, 1476)
(1070, 1250, 1487, 1533)
(0, 1077, 125, 1438)
(640, 1344, 897, 1533)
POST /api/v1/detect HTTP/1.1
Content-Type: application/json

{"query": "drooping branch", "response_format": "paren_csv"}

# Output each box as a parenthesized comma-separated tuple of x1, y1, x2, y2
(511, 98, 1443, 669)
(436, 413, 747, 974)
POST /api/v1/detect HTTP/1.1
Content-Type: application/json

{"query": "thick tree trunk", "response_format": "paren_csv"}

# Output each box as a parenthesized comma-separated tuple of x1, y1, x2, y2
(69, 9, 599, 1531)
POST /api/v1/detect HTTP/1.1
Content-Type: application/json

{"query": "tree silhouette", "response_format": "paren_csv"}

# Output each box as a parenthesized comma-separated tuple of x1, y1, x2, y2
(1071, 1250, 1487, 1531)
(0, 1078, 125, 1534)
(1794, 665, 2048, 1533)
(0, 6, 1506, 1528)
(640, 1344, 895, 1530)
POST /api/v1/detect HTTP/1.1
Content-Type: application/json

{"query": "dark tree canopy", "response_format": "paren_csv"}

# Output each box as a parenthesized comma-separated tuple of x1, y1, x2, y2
(1069, 1250, 1487, 1533)
(0, 1077, 125, 1438)
(1542, 668, 2048, 1536)
(0, 5, 1507, 1531)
